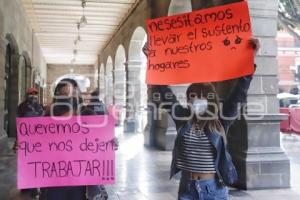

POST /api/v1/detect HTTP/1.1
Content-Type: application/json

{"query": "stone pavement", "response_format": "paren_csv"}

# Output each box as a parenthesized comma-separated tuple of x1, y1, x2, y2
(1, 128, 300, 200)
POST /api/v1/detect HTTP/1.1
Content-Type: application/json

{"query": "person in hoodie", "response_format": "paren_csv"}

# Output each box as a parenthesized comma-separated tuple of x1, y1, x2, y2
(17, 88, 43, 118)
(40, 79, 117, 200)
(16, 87, 43, 199)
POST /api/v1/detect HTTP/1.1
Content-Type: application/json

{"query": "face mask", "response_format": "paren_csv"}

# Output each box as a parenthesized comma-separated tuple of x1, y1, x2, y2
(192, 99, 208, 115)
(54, 96, 78, 111)
(28, 96, 38, 103)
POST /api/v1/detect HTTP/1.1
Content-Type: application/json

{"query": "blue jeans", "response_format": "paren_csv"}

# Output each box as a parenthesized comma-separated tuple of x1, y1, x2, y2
(20, 188, 38, 198)
(178, 177, 229, 200)
(87, 185, 108, 200)
(40, 186, 86, 200)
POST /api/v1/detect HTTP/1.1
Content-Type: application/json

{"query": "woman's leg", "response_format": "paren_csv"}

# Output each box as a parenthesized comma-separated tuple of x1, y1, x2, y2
(87, 185, 101, 200)
(214, 187, 229, 200)
(87, 185, 108, 200)
(20, 188, 38, 198)
(201, 179, 229, 200)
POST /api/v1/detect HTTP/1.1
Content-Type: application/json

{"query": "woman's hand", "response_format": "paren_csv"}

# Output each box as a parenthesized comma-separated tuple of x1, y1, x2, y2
(142, 41, 150, 57)
(248, 38, 260, 55)
(111, 137, 119, 150)
(13, 140, 18, 153)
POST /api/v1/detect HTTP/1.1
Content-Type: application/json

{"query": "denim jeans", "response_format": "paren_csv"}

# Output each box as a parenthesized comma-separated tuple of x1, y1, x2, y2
(20, 188, 38, 198)
(178, 177, 229, 200)
(40, 186, 86, 200)
(87, 185, 108, 200)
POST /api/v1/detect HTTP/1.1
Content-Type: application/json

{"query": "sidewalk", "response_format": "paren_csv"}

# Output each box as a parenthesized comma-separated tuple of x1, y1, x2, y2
(1, 129, 300, 200)
(0, 138, 18, 199)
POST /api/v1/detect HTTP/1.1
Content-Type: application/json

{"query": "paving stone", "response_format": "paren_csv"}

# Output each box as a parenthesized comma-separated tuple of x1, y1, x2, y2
(1, 131, 300, 200)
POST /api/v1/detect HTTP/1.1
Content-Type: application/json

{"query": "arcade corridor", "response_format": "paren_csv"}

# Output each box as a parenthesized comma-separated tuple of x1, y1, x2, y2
(0, 0, 298, 199)
(1, 130, 300, 199)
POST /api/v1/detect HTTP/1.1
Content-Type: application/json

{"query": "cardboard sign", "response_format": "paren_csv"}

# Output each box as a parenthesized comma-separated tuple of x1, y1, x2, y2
(17, 115, 115, 189)
(146, 1, 254, 85)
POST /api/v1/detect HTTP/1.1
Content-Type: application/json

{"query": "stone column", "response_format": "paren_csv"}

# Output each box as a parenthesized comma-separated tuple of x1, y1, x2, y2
(105, 72, 113, 106)
(114, 69, 126, 106)
(7, 54, 19, 138)
(144, 0, 177, 149)
(226, 0, 290, 189)
(0, 36, 14, 155)
(114, 68, 126, 126)
(148, 0, 171, 18)
(0, 36, 6, 140)
(124, 61, 142, 133)
(99, 71, 105, 102)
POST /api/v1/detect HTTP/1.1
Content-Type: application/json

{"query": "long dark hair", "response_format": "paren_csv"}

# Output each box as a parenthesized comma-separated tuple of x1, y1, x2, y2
(186, 83, 226, 142)
(52, 78, 81, 116)
(54, 78, 80, 96)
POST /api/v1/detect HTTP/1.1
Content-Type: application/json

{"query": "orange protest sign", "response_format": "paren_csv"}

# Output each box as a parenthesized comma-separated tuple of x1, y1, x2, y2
(146, 1, 254, 85)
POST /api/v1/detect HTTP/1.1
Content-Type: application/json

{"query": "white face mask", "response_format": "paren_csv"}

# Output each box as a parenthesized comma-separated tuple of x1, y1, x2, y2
(192, 99, 208, 115)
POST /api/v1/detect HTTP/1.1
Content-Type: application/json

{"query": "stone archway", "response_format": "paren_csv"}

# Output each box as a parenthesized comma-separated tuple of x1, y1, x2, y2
(22, 51, 32, 89)
(105, 56, 114, 106)
(145, 0, 194, 150)
(4, 34, 20, 138)
(125, 26, 147, 133)
(18, 52, 33, 103)
(99, 63, 105, 101)
(114, 45, 127, 126)
(167, 0, 192, 102)
(18, 55, 27, 103)
(168, 0, 192, 15)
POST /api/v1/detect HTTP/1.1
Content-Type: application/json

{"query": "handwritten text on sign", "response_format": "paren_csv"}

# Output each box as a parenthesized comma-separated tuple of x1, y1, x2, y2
(17, 115, 115, 189)
(146, 1, 254, 85)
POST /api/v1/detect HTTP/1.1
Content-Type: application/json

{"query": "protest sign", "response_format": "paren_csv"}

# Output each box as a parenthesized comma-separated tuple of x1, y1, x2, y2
(146, 1, 254, 85)
(17, 115, 115, 189)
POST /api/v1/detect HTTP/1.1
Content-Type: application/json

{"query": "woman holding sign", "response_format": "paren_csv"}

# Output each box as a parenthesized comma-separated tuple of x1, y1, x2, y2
(145, 38, 259, 200)
(40, 79, 118, 200)
(40, 78, 87, 200)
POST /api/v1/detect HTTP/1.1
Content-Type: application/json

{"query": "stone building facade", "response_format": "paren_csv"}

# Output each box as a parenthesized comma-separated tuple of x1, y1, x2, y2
(0, 0, 47, 139)
(277, 32, 300, 92)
